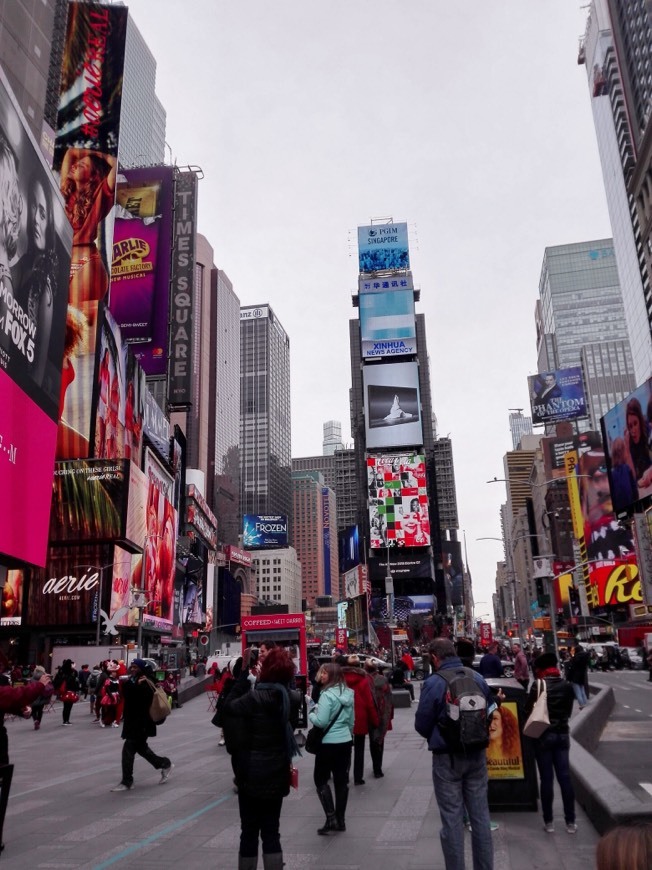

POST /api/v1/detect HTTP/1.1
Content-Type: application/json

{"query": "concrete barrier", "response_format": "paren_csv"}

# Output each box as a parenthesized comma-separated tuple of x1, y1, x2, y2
(570, 685, 652, 834)
(178, 675, 213, 705)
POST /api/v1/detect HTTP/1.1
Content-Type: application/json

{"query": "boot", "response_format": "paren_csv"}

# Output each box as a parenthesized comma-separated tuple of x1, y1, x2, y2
(316, 784, 338, 834)
(262, 853, 284, 869)
(238, 856, 258, 870)
(334, 781, 349, 831)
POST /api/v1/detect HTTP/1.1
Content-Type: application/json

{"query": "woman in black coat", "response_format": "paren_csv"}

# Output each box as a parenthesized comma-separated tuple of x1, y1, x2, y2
(53, 659, 80, 726)
(223, 646, 300, 870)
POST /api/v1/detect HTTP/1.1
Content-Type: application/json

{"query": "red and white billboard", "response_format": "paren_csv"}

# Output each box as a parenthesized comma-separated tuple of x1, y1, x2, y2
(141, 448, 177, 631)
(367, 453, 430, 548)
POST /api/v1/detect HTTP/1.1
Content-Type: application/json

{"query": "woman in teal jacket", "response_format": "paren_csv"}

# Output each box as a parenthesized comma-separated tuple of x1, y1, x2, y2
(309, 663, 354, 835)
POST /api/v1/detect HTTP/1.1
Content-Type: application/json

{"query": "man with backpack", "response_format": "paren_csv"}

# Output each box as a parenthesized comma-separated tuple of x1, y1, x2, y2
(415, 638, 495, 870)
(110, 659, 173, 792)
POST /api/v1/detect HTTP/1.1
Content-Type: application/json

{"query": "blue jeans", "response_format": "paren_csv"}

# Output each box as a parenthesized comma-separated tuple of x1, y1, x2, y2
(571, 682, 587, 707)
(533, 731, 575, 825)
(431, 752, 493, 870)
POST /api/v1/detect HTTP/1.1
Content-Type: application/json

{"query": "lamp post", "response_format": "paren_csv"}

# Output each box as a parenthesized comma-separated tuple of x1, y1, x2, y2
(71, 562, 117, 646)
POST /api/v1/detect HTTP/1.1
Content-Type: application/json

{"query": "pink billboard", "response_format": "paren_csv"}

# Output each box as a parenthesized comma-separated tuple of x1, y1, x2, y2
(141, 448, 177, 631)
(0, 65, 72, 567)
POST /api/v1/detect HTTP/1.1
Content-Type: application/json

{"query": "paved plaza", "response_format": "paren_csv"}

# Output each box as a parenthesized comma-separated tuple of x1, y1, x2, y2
(1, 686, 600, 869)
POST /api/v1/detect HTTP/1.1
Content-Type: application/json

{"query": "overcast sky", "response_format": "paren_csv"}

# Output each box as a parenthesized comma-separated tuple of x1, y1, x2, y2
(128, 1, 612, 617)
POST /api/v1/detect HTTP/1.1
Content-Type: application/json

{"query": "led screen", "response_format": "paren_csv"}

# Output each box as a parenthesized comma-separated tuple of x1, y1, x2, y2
(363, 361, 422, 449)
(359, 289, 416, 359)
(528, 366, 587, 425)
(367, 453, 430, 548)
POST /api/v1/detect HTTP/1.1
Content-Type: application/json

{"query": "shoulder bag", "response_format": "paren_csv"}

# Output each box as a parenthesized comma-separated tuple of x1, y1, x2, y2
(305, 700, 345, 754)
(523, 678, 550, 738)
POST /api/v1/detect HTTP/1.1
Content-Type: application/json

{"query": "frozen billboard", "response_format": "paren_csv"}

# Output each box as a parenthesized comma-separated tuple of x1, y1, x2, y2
(0, 68, 72, 566)
(358, 223, 409, 273)
(359, 289, 416, 359)
(528, 366, 587, 425)
(601, 376, 652, 514)
(109, 165, 174, 376)
(363, 361, 423, 450)
(243, 515, 288, 549)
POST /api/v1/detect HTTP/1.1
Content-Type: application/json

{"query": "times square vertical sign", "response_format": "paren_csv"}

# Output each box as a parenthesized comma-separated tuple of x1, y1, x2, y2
(168, 171, 198, 407)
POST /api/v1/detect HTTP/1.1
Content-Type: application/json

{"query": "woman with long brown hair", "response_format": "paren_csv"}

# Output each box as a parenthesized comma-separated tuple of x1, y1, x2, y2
(309, 663, 354, 835)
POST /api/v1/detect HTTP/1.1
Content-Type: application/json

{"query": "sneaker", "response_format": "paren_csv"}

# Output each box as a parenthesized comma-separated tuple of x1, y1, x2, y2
(34, 721, 40, 730)
(544, 822, 554, 834)
(92, 718, 100, 723)
(99, 722, 106, 728)
(566, 823, 577, 834)
(218, 739, 225, 746)
(111, 722, 119, 728)
(110, 783, 132, 792)
(490, 822, 500, 832)
(160, 763, 174, 784)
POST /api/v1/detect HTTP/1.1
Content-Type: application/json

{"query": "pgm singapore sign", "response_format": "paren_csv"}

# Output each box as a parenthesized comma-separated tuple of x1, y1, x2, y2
(242, 514, 288, 549)
(358, 223, 409, 273)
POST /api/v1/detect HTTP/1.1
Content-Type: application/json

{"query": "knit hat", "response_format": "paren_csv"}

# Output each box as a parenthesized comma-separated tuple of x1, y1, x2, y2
(130, 658, 148, 672)
(533, 652, 558, 672)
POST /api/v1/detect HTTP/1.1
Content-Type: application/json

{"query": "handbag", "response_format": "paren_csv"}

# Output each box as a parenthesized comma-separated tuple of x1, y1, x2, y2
(289, 764, 299, 789)
(523, 678, 550, 738)
(61, 691, 79, 704)
(305, 701, 344, 755)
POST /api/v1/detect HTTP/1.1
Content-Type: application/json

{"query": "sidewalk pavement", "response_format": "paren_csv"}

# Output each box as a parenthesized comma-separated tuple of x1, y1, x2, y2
(1, 682, 600, 869)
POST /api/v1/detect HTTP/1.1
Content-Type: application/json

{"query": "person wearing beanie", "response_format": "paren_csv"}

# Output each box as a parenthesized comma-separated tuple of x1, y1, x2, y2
(52, 660, 80, 726)
(110, 659, 173, 791)
(525, 652, 577, 834)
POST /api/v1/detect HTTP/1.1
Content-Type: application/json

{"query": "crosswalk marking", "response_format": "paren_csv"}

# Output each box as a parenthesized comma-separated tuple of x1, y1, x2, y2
(640, 783, 652, 797)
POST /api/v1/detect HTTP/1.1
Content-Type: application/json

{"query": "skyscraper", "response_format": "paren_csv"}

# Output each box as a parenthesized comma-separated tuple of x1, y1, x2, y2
(580, 1, 652, 382)
(535, 240, 637, 428)
(323, 420, 344, 456)
(509, 411, 533, 450)
(291, 470, 338, 606)
(240, 305, 292, 524)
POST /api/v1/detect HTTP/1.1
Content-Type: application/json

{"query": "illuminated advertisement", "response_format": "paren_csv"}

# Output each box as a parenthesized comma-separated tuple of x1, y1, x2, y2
(359, 289, 416, 359)
(555, 558, 640, 609)
(443, 539, 464, 607)
(1, 569, 24, 626)
(601, 376, 652, 514)
(168, 171, 198, 406)
(0, 68, 72, 566)
(528, 367, 587, 425)
(576, 444, 634, 562)
(91, 305, 145, 465)
(107, 543, 138, 630)
(486, 701, 525, 781)
(243, 515, 288, 549)
(339, 525, 359, 573)
(322, 488, 332, 595)
(367, 553, 432, 583)
(358, 223, 409, 273)
(367, 453, 430, 548)
(363, 361, 423, 450)
(50, 459, 128, 543)
(110, 166, 174, 375)
(358, 274, 413, 294)
(343, 565, 367, 599)
(369, 594, 434, 621)
(142, 448, 177, 630)
(26, 542, 114, 626)
(53, 2, 128, 460)
(142, 389, 170, 461)
(542, 431, 601, 480)
(185, 483, 218, 549)
(125, 462, 148, 549)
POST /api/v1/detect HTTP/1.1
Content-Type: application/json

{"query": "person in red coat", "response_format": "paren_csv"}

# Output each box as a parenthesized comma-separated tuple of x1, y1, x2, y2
(0, 673, 53, 764)
(342, 655, 379, 785)
(401, 649, 415, 680)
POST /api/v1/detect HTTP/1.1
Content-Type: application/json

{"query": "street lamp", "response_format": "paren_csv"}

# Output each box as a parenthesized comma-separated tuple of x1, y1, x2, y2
(71, 562, 117, 646)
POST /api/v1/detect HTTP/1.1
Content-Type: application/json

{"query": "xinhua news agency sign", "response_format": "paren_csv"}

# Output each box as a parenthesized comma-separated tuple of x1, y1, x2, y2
(168, 170, 198, 406)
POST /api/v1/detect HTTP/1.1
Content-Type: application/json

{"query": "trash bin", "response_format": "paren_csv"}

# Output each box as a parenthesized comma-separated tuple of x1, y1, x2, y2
(485, 677, 538, 812)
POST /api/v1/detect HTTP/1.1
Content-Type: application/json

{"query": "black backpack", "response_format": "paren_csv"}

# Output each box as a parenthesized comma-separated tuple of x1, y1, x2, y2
(437, 666, 489, 753)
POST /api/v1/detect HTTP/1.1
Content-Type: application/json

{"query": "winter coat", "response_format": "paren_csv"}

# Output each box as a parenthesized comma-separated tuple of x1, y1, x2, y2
(0, 681, 51, 715)
(120, 676, 157, 740)
(341, 666, 380, 736)
(309, 683, 354, 744)
(53, 669, 80, 697)
(368, 672, 393, 743)
(567, 650, 589, 686)
(525, 673, 574, 735)
(222, 673, 300, 799)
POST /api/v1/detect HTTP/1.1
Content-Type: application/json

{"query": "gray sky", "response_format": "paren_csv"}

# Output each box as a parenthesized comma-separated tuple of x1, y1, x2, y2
(129, 1, 612, 617)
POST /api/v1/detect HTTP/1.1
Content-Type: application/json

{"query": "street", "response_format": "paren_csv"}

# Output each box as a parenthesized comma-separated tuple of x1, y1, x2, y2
(0, 684, 601, 870)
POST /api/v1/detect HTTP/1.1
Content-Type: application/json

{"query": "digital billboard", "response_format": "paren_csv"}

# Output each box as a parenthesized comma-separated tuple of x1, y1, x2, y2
(1, 570, 24, 626)
(141, 447, 177, 631)
(338, 525, 359, 573)
(0, 67, 72, 567)
(363, 361, 422, 450)
(50, 459, 128, 544)
(576, 442, 634, 559)
(53, 2, 128, 460)
(109, 165, 174, 375)
(528, 367, 587, 425)
(367, 453, 429, 549)
(542, 431, 602, 480)
(359, 289, 416, 359)
(601, 376, 652, 514)
(358, 223, 409, 273)
(91, 304, 146, 466)
(243, 515, 288, 549)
